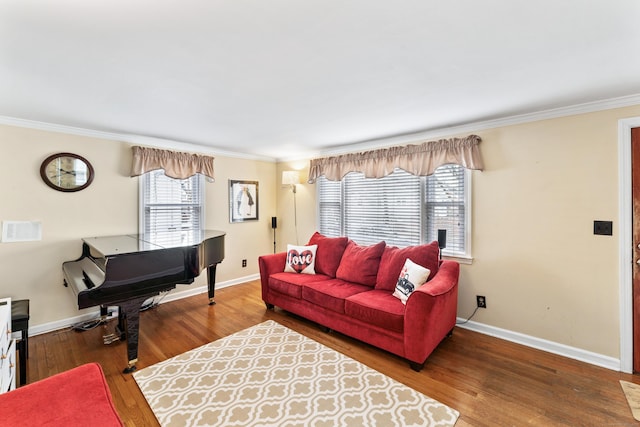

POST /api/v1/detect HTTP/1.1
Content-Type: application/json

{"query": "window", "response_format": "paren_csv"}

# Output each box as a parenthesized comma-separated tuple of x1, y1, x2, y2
(140, 170, 205, 244)
(317, 165, 470, 257)
(424, 164, 467, 256)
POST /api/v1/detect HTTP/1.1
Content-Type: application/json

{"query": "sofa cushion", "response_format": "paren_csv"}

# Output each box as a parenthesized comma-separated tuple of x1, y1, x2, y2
(392, 258, 431, 304)
(345, 290, 405, 333)
(269, 272, 330, 299)
(0, 363, 124, 427)
(335, 240, 386, 287)
(307, 232, 349, 277)
(375, 241, 440, 291)
(302, 278, 371, 314)
(284, 244, 317, 274)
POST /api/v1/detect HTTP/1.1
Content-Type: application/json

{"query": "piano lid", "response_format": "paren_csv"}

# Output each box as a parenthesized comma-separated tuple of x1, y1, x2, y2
(81, 230, 226, 258)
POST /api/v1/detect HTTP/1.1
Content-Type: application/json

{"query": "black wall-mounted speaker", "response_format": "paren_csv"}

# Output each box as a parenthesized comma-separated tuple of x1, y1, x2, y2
(271, 216, 277, 229)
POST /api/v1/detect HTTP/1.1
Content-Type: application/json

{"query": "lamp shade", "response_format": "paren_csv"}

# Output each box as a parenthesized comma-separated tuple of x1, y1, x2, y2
(282, 170, 300, 186)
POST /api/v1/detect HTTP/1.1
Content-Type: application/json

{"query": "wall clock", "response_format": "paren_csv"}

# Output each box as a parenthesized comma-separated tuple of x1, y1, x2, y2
(40, 152, 95, 192)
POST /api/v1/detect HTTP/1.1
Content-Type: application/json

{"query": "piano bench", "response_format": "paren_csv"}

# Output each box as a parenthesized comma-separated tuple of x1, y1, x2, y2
(11, 299, 29, 386)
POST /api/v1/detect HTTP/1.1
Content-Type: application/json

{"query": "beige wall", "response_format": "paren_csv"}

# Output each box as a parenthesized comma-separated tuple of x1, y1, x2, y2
(0, 124, 276, 328)
(467, 108, 631, 358)
(4, 103, 640, 361)
(274, 161, 315, 251)
(277, 105, 640, 360)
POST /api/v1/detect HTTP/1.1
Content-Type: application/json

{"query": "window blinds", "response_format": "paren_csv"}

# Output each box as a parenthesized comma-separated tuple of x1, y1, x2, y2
(142, 170, 204, 238)
(317, 165, 468, 255)
(343, 169, 422, 247)
(317, 178, 342, 238)
(425, 164, 466, 255)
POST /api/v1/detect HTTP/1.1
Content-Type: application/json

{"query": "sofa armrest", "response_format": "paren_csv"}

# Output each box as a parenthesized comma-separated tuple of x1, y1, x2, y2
(419, 260, 459, 297)
(403, 260, 459, 363)
(258, 252, 287, 301)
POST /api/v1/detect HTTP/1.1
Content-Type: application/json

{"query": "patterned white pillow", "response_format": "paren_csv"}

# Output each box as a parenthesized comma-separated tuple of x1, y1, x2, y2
(284, 244, 318, 274)
(393, 258, 431, 304)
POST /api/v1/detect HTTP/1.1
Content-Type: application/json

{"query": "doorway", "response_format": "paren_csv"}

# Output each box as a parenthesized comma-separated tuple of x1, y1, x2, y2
(620, 117, 640, 373)
(632, 127, 640, 372)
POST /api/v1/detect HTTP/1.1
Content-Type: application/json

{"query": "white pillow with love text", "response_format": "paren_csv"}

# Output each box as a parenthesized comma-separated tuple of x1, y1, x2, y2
(284, 244, 317, 274)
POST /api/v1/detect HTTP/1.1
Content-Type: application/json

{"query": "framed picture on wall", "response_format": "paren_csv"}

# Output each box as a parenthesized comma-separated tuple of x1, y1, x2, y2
(229, 180, 259, 223)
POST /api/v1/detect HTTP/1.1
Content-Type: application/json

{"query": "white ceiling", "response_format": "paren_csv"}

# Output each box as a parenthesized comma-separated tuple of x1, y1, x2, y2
(2, 0, 640, 161)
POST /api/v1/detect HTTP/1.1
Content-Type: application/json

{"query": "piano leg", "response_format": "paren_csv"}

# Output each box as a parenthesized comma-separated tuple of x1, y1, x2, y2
(207, 265, 217, 305)
(115, 296, 149, 374)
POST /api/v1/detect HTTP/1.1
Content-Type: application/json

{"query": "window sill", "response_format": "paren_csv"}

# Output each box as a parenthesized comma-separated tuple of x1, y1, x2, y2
(442, 254, 473, 265)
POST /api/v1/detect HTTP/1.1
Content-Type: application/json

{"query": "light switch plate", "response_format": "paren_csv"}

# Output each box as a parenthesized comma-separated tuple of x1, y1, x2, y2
(593, 220, 613, 236)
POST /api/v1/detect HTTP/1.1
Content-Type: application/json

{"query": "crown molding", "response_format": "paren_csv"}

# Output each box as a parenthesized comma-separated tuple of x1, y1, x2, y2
(298, 93, 640, 160)
(0, 115, 277, 163)
(3, 93, 640, 163)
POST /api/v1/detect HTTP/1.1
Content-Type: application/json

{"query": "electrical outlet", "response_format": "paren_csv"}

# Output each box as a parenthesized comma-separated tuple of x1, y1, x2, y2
(476, 295, 487, 308)
(242, 259, 247, 268)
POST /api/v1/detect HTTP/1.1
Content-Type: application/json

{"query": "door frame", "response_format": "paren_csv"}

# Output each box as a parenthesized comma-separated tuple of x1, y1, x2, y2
(618, 117, 640, 373)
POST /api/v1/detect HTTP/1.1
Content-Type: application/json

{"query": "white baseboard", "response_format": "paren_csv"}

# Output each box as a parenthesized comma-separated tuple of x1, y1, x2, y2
(456, 318, 621, 372)
(27, 274, 260, 337)
(159, 273, 259, 304)
(27, 278, 620, 373)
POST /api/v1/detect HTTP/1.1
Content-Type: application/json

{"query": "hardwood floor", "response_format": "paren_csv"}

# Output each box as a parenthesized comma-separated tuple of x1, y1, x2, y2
(24, 280, 639, 426)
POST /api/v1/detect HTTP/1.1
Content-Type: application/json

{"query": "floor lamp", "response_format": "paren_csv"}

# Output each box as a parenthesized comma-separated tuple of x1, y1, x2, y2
(282, 170, 300, 244)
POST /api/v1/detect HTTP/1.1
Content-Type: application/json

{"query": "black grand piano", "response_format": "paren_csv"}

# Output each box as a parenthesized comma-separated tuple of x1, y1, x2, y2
(62, 230, 225, 373)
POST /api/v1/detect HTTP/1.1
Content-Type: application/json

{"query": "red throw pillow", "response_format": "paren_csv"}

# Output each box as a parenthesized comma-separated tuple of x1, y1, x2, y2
(335, 240, 386, 287)
(307, 232, 349, 277)
(375, 241, 440, 291)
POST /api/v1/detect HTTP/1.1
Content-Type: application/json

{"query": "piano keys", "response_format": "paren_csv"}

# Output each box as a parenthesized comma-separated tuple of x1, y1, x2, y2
(62, 230, 225, 373)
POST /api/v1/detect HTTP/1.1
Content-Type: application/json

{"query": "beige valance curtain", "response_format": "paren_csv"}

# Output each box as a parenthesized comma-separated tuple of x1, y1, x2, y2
(130, 146, 215, 180)
(308, 134, 484, 182)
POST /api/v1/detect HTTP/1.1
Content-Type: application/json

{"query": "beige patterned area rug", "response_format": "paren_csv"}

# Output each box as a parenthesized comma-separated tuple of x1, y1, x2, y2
(133, 320, 459, 427)
(620, 380, 640, 421)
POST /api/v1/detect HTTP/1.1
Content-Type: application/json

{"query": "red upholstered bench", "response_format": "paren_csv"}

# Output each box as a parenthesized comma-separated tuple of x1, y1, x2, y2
(0, 363, 123, 426)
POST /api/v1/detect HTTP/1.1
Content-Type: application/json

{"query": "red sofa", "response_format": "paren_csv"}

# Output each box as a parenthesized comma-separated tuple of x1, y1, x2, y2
(259, 232, 460, 370)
